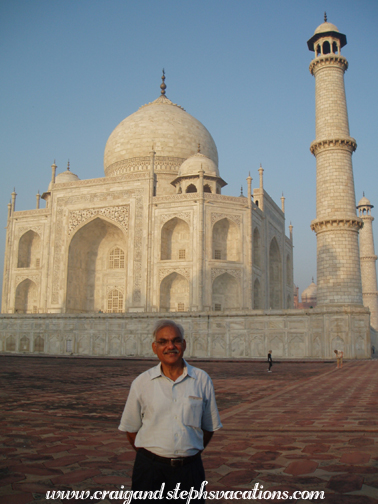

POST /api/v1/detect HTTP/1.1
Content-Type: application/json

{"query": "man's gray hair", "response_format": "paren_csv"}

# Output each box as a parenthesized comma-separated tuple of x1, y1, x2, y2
(152, 319, 184, 341)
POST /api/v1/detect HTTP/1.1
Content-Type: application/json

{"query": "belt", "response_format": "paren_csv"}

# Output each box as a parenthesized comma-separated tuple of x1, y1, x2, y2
(139, 448, 201, 467)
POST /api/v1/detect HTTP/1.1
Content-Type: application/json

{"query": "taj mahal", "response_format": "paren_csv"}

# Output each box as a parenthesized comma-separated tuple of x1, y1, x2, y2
(1, 16, 377, 359)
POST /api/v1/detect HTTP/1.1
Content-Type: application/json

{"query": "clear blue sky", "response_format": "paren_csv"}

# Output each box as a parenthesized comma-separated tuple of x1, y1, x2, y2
(1, 0, 377, 301)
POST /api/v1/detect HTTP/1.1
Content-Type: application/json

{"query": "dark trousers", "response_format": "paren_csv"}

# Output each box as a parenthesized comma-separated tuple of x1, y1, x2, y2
(131, 449, 206, 503)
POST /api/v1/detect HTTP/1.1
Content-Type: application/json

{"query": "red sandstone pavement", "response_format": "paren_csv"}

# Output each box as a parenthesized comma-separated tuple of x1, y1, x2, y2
(0, 356, 378, 504)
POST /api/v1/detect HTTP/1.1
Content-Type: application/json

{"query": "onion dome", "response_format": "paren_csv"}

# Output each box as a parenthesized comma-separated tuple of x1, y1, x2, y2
(104, 73, 218, 177)
(55, 161, 80, 183)
(314, 20, 340, 35)
(301, 279, 317, 303)
(178, 152, 219, 178)
(357, 195, 373, 208)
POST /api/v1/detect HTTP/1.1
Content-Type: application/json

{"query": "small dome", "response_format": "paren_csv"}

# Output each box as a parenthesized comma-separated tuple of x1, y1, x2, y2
(55, 168, 80, 184)
(357, 195, 372, 208)
(178, 152, 219, 178)
(314, 21, 339, 35)
(301, 280, 317, 301)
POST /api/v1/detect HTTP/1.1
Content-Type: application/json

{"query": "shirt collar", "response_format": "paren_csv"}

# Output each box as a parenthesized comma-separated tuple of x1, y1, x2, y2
(149, 359, 195, 380)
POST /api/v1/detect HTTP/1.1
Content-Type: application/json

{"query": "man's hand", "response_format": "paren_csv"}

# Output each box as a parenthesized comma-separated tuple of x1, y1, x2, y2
(202, 430, 214, 449)
(126, 431, 138, 451)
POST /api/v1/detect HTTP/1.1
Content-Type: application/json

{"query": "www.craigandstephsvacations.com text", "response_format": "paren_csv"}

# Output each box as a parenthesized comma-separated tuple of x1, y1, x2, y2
(45, 481, 325, 502)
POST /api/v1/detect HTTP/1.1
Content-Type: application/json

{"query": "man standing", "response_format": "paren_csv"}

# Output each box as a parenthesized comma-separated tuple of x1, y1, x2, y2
(119, 319, 222, 502)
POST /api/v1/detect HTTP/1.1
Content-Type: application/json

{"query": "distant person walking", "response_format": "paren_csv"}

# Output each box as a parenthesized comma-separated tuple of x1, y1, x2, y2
(267, 350, 273, 372)
(334, 349, 344, 369)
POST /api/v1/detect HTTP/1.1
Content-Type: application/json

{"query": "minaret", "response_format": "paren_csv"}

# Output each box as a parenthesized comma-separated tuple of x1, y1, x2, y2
(357, 195, 378, 330)
(307, 14, 363, 305)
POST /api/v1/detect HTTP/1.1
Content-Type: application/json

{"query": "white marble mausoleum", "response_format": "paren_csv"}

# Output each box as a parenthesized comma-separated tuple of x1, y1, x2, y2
(0, 17, 372, 359)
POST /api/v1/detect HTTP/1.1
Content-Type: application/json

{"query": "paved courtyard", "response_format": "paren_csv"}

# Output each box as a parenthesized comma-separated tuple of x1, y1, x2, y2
(1, 356, 378, 503)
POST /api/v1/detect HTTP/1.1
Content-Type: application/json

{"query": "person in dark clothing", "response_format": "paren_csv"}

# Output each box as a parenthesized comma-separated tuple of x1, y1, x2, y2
(267, 350, 273, 372)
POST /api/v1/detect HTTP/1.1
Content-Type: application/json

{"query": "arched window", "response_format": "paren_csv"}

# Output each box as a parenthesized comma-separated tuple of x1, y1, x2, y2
(109, 247, 125, 269)
(18, 230, 41, 268)
(186, 184, 197, 193)
(204, 184, 212, 193)
(323, 41, 331, 55)
(107, 289, 123, 313)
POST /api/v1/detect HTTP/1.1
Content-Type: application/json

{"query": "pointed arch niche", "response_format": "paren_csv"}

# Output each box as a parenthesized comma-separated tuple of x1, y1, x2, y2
(254, 278, 262, 309)
(212, 218, 240, 261)
(253, 228, 261, 268)
(212, 273, 240, 311)
(66, 217, 127, 313)
(269, 237, 282, 309)
(15, 279, 38, 313)
(160, 272, 189, 312)
(161, 218, 191, 261)
(18, 230, 41, 268)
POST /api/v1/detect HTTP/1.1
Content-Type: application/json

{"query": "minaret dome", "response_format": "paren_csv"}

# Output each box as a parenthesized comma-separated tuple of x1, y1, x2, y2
(307, 12, 347, 56)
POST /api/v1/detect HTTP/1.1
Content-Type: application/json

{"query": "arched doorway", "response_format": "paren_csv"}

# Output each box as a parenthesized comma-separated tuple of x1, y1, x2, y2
(160, 272, 189, 312)
(15, 279, 38, 313)
(66, 218, 127, 313)
(212, 218, 240, 261)
(212, 273, 240, 311)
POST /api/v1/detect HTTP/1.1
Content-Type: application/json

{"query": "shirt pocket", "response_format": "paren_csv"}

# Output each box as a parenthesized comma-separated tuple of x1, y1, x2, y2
(182, 396, 203, 428)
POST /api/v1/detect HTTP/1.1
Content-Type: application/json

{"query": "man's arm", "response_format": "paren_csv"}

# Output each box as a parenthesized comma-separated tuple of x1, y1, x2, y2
(202, 429, 214, 449)
(126, 431, 138, 452)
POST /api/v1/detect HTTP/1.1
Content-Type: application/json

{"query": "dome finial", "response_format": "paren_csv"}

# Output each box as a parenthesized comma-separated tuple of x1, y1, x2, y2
(160, 68, 166, 96)
(67, 160, 70, 171)
(363, 191, 365, 197)
(324, 12, 327, 22)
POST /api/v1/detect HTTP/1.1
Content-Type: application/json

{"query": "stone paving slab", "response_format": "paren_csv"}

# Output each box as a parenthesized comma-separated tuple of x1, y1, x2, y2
(0, 356, 377, 503)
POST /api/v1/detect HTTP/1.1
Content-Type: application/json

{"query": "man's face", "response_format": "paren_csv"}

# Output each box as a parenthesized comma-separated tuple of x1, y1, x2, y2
(152, 325, 186, 367)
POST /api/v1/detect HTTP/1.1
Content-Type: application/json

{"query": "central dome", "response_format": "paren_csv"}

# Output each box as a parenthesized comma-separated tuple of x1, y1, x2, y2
(104, 94, 218, 177)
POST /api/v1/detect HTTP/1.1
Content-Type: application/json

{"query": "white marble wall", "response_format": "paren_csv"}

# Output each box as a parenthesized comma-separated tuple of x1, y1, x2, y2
(0, 306, 371, 359)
